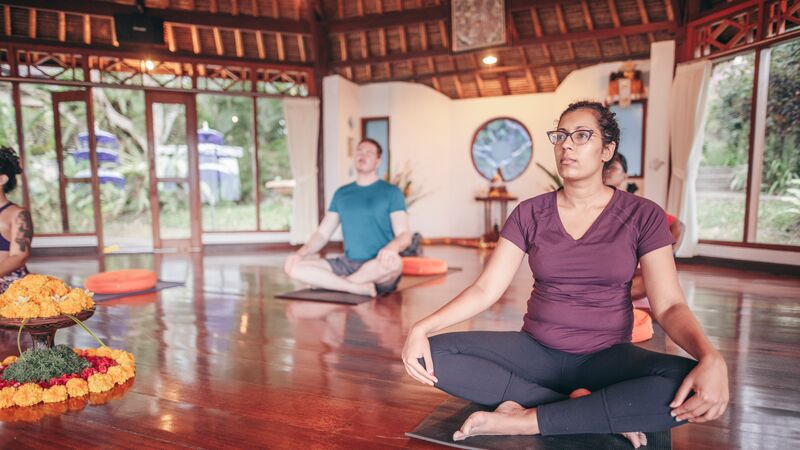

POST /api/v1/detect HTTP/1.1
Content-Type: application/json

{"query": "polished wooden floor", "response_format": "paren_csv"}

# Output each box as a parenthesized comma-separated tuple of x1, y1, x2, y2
(0, 246, 798, 449)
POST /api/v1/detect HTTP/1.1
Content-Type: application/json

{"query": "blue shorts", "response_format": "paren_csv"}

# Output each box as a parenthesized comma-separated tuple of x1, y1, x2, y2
(326, 255, 402, 296)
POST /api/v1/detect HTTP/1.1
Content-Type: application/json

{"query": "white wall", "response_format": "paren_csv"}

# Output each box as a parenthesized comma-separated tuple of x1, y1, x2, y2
(323, 59, 649, 238)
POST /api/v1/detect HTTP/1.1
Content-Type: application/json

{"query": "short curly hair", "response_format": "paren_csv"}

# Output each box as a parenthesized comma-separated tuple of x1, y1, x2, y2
(0, 147, 23, 194)
(559, 100, 620, 150)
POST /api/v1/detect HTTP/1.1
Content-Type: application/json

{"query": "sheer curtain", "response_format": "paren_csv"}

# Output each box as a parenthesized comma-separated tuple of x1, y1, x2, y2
(667, 60, 712, 257)
(283, 97, 320, 244)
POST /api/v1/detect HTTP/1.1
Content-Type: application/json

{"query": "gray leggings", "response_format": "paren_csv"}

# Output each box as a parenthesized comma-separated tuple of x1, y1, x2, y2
(425, 331, 697, 435)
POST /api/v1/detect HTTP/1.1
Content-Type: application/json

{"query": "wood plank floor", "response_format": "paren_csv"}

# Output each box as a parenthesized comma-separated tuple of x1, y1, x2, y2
(1, 246, 798, 449)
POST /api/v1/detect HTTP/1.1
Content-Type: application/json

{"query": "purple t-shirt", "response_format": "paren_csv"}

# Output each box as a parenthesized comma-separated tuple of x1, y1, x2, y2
(500, 188, 674, 354)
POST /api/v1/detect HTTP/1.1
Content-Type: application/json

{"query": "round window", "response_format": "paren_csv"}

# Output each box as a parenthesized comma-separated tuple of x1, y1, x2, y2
(471, 117, 532, 182)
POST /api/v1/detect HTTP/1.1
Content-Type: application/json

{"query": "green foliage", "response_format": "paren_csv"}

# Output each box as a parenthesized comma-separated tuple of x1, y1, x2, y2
(1, 345, 90, 384)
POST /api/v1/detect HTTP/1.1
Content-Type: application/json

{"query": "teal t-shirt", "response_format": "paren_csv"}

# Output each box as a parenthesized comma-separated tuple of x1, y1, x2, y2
(329, 179, 407, 261)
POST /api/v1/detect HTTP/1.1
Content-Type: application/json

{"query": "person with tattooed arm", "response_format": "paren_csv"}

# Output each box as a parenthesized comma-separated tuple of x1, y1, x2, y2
(0, 147, 32, 293)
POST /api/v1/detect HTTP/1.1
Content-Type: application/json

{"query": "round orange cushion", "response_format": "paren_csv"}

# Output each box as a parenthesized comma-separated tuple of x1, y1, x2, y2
(85, 269, 158, 294)
(402, 257, 448, 276)
(631, 308, 654, 343)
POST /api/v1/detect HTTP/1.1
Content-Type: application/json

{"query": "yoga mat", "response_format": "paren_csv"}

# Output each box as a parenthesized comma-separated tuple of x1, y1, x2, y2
(91, 280, 185, 302)
(276, 268, 461, 305)
(406, 398, 671, 450)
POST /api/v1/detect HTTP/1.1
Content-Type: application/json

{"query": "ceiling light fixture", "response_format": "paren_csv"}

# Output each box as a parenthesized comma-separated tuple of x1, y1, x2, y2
(482, 55, 498, 65)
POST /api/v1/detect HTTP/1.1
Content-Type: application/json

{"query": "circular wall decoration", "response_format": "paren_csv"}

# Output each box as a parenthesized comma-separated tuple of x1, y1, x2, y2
(471, 117, 533, 181)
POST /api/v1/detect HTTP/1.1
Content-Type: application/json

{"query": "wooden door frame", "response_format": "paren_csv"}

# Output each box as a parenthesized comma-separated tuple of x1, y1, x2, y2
(145, 91, 202, 250)
(51, 89, 104, 251)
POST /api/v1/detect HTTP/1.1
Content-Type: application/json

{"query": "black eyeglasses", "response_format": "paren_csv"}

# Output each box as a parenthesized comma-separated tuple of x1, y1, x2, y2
(546, 129, 595, 145)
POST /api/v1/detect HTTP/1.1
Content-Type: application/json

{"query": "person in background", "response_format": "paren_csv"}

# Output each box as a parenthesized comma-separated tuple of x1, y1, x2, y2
(0, 147, 32, 293)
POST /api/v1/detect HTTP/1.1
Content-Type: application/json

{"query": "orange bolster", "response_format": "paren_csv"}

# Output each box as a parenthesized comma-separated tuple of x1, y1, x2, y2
(631, 308, 654, 343)
(401, 257, 448, 276)
(85, 269, 158, 294)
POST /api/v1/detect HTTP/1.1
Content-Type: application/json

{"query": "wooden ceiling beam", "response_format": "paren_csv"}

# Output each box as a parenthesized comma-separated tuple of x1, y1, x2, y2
(276, 32, 286, 61)
(1, 0, 311, 35)
(28, 9, 36, 39)
(256, 31, 266, 59)
(453, 75, 464, 98)
(234, 29, 244, 57)
(607, 0, 631, 55)
(518, 48, 537, 92)
(83, 15, 91, 45)
(549, 66, 559, 87)
(3, 35, 313, 71)
(166, 23, 177, 52)
(58, 12, 66, 41)
(580, 0, 603, 57)
(635, 0, 655, 43)
(498, 73, 510, 95)
(333, 21, 672, 68)
(191, 26, 201, 54)
(405, 52, 650, 82)
(419, 23, 428, 50)
(328, 5, 447, 33)
(212, 27, 224, 56)
(298, 34, 307, 62)
(3, 5, 11, 36)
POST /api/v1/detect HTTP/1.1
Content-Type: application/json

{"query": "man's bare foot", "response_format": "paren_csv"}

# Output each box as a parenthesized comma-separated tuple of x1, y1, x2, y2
(348, 282, 377, 297)
(621, 431, 647, 448)
(453, 401, 539, 441)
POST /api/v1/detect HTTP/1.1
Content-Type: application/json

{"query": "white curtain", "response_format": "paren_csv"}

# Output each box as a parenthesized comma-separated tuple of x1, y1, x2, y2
(667, 60, 712, 258)
(283, 97, 321, 245)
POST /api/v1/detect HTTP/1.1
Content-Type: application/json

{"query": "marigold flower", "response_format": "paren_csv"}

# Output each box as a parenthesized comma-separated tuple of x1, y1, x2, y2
(106, 366, 129, 385)
(0, 387, 16, 409)
(12, 384, 43, 407)
(1, 355, 17, 366)
(88, 373, 114, 393)
(42, 385, 68, 404)
(66, 378, 89, 397)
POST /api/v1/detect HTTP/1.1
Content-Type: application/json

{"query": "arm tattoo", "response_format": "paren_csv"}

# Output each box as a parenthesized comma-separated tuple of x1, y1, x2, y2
(15, 210, 33, 252)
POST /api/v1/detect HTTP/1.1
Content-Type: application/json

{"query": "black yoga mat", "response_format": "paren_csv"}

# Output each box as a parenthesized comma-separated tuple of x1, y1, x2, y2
(91, 280, 185, 302)
(406, 398, 671, 450)
(275, 268, 461, 305)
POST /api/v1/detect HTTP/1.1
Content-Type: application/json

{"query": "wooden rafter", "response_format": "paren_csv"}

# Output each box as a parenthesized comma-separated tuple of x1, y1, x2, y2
(256, 31, 266, 59)
(231, 0, 239, 16)
(498, 74, 510, 95)
(272, 0, 279, 18)
(276, 32, 286, 61)
(519, 48, 537, 92)
(404, 52, 650, 83)
(635, 0, 654, 43)
(251, 0, 259, 16)
(664, 0, 675, 22)
(83, 15, 91, 45)
(328, 6, 446, 33)
(3, 5, 10, 36)
(234, 29, 244, 57)
(58, 12, 65, 42)
(554, 4, 576, 60)
(607, 0, 631, 55)
(530, 8, 543, 37)
(298, 35, 307, 62)
(453, 75, 464, 98)
(439, 21, 448, 48)
(549, 66, 559, 87)
(580, 0, 602, 56)
(399, 25, 408, 52)
(0, 0, 311, 35)
(475, 73, 485, 96)
(166, 23, 177, 52)
(431, 75, 441, 91)
(191, 26, 202, 54)
(213, 27, 224, 56)
(419, 23, 428, 50)
(28, 8, 36, 39)
(331, 21, 672, 68)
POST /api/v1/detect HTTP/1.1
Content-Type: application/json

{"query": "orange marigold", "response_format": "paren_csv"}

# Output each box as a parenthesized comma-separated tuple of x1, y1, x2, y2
(87, 373, 114, 393)
(106, 366, 129, 385)
(12, 383, 44, 407)
(0, 387, 16, 409)
(42, 385, 68, 404)
(66, 378, 89, 398)
(1, 355, 17, 366)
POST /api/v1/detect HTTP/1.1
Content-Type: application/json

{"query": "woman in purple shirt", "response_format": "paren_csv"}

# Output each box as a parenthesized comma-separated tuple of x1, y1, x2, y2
(401, 102, 729, 448)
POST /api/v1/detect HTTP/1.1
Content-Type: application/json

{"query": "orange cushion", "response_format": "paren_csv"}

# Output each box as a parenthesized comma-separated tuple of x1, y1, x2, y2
(402, 257, 448, 276)
(85, 269, 158, 294)
(631, 308, 654, 343)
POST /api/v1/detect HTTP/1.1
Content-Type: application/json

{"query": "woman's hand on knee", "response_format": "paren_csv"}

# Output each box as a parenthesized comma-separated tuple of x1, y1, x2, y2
(401, 328, 438, 386)
(670, 352, 729, 423)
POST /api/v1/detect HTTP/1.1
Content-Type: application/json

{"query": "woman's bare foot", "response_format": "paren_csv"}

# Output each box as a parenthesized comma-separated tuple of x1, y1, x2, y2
(621, 431, 648, 448)
(453, 401, 539, 441)
(348, 282, 377, 297)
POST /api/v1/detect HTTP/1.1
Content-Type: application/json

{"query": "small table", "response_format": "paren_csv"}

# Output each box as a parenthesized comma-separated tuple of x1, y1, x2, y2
(475, 194, 517, 244)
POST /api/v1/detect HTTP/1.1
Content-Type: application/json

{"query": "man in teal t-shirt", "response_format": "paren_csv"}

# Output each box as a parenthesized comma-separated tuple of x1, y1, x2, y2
(284, 139, 411, 297)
